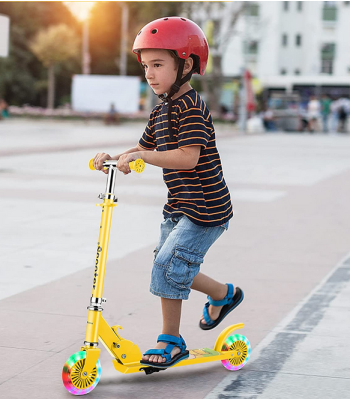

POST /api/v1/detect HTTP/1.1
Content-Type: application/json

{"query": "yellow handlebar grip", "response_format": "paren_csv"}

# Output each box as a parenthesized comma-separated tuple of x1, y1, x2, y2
(89, 159, 95, 170)
(129, 159, 145, 173)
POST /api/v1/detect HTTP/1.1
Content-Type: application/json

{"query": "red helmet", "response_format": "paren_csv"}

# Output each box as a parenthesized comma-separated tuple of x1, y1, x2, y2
(132, 17, 209, 75)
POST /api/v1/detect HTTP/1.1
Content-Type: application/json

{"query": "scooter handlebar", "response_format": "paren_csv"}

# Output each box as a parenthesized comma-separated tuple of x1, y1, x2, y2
(88, 158, 145, 174)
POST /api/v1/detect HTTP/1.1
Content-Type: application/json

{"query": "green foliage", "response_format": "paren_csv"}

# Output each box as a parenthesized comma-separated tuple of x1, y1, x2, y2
(0, 1, 80, 106)
(89, 1, 185, 77)
(30, 24, 80, 67)
(0, 1, 186, 106)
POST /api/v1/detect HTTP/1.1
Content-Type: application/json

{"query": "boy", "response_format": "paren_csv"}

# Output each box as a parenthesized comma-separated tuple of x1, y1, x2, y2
(93, 17, 244, 369)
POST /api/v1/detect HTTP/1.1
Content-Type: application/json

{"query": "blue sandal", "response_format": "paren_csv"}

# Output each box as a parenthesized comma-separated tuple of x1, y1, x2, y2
(140, 334, 189, 369)
(199, 284, 244, 330)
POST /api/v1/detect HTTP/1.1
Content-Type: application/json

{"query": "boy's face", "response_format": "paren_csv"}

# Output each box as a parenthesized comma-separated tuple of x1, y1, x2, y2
(140, 49, 178, 96)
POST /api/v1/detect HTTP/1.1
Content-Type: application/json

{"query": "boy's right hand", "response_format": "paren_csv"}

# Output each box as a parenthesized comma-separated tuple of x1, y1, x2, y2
(93, 153, 113, 174)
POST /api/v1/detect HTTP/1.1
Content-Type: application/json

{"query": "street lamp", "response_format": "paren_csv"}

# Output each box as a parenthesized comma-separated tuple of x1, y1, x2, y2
(64, 2, 95, 74)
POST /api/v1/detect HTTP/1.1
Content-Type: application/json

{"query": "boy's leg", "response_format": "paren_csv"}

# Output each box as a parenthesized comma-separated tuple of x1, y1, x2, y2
(142, 298, 182, 363)
(191, 272, 236, 325)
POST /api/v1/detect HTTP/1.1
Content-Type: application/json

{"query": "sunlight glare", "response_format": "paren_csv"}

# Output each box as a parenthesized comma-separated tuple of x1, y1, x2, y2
(64, 2, 95, 21)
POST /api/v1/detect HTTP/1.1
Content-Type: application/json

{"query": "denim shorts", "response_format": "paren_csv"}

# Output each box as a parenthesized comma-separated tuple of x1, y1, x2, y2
(150, 215, 229, 300)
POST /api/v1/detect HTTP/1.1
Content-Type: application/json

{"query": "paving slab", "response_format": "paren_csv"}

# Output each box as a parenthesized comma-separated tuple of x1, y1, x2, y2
(1, 120, 350, 398)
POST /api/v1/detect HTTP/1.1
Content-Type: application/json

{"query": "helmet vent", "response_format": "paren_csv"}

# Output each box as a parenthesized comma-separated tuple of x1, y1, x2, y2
(164, 18, 168, 21)
(181, 18, 187, 21)
(151, 29, 158, 34)
(137, 30, 142, 36)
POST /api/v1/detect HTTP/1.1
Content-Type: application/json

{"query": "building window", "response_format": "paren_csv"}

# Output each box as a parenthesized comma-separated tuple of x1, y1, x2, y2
(296, 34, 302, 46)
(282, 33, 288, 47)
(323, 2, 337, 21)
(246, 2, 260, 17)
(297, 2, 303, 11)
(321, 60, 333, 74)
(321, 43, 336, 74)
(283, 2, 289, 11)
(295, 69, 301, 75)
(280, 68, 287, 75)
(245, 40, 259, 55)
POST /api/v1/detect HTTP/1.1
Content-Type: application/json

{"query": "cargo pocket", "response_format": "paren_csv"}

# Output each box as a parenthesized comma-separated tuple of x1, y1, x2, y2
(166, 246, 203, 290)
(153, 247, 159, 261)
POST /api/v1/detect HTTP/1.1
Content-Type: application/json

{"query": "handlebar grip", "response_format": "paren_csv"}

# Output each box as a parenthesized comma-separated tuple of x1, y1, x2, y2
(129, 159, 145, 173)
(89, 158, 145, 173)
(89, 159, 96, 170)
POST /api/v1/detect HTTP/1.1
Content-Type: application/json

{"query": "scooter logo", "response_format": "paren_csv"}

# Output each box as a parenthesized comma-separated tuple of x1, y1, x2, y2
(93, 246, 103, 290)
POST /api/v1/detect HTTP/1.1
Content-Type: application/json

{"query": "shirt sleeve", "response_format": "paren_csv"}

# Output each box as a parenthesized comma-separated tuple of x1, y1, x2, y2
(177, 107, 211, 149)
(138, 115, 156, 150)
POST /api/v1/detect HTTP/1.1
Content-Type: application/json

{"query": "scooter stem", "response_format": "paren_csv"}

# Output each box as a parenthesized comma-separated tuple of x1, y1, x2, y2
(92, 166, 117, 300)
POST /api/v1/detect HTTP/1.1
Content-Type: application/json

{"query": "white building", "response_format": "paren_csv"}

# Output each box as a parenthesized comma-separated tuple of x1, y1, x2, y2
(221, 1, 350, 99)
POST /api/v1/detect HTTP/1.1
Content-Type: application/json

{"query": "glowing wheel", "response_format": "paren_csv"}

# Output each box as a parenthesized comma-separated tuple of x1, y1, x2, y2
(221, 334, 251, 371)
(62, 351, 101, 395)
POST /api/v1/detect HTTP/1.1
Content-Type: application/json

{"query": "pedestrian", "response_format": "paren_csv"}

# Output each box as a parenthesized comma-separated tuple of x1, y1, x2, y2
(320, 94, 331, 133)
(104, 102, 119, 125)
(337, 97, 350, 133)
(330, 98, 339, 133)
(262, 107, 276, 131)
(0, 98, 9, 120)
(298, 103, 309, 132)
(307, 95, 320, 133)
(92, 17, 243, 369)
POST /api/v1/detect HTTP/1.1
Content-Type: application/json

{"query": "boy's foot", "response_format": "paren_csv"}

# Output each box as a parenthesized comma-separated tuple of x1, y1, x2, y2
(140, 335, 189, 369)
(140, 334, 189, 368)
(141, 340, 181, 363)
(200, 285, 236, 326)
(199, 284, 244, 330)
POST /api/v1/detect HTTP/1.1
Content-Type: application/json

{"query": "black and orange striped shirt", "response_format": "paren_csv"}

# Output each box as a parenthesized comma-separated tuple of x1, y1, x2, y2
(139, 89, 233, 227)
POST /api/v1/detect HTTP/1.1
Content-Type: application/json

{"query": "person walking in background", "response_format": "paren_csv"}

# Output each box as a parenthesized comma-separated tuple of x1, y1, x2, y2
(320, 94, 331, 133)
(330, 98, 339, 133)
(0, 98, 9, 120)
(307, 95, 321, 133)
(337, 97, 350, 133)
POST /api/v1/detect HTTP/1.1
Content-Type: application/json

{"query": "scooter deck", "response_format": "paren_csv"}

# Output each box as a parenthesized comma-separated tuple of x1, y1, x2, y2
(112, 347, 235, 374)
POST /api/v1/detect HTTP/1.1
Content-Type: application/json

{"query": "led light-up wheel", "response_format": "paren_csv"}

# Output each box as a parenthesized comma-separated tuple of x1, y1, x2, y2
(221, 334, 251, 371)
(62, 351, 101, 395)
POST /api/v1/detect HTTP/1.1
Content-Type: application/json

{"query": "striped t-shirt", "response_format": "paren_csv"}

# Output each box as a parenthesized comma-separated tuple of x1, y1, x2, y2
(138, 88, 233, 227)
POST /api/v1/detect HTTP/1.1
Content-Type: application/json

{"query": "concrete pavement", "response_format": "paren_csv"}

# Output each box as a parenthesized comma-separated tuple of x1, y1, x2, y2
(0, 118, 350, 398)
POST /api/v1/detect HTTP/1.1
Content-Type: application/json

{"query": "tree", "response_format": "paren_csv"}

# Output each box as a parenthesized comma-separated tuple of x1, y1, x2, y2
(183, 2, 246, 113)
(0, 2, 80, 107)
(29, 24, 79, 109)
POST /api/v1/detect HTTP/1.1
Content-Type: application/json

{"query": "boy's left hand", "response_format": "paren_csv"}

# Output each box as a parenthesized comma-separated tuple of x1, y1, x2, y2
(117, 152, 142, 175)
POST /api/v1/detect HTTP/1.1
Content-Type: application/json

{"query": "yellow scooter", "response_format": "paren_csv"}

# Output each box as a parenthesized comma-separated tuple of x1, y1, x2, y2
(62, 159, 251, 395)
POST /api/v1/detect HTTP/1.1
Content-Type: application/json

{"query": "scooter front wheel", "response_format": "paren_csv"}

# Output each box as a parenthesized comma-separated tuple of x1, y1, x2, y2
(62, 351, 101, 395)
(221, 334, 251, 371)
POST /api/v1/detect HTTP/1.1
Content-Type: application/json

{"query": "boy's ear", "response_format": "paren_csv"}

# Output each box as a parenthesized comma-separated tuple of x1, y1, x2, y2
(183, 57, 194, 75)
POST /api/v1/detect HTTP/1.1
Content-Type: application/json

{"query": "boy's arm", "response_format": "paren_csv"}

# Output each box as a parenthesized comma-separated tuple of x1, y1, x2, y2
(117, 146, 201, 174)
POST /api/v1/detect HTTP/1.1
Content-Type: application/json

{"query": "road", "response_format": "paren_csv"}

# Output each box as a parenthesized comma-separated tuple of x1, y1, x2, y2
(0, 119, 350, 398)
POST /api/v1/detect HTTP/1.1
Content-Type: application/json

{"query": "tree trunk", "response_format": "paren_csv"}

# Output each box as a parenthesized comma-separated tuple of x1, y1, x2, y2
(47, 64, 55, 109)
(209, 54, 223, 114)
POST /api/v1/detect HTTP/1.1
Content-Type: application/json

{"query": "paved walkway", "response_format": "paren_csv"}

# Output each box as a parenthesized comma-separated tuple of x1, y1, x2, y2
(0, 119, 350, 398)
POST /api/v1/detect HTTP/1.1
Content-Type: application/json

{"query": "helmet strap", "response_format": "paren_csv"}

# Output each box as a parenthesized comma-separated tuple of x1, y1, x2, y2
(158, 58, 194, 141)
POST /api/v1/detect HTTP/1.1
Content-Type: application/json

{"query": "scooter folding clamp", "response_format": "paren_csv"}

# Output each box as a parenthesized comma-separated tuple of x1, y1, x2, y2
(83, 341, 99, 347)
(87, 297, 107, 311)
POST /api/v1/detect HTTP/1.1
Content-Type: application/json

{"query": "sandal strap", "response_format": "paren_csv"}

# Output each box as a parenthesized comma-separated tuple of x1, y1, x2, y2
(142, 334, 187, 359)
(202, 302, 215, 326)
(207, 283, 234, 306)
(143, 348, 166, 356)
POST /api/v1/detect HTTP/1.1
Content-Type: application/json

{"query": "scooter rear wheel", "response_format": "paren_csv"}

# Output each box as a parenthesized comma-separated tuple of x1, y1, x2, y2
(221, 334, 251, 371)
(62, 351, 101, 395)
